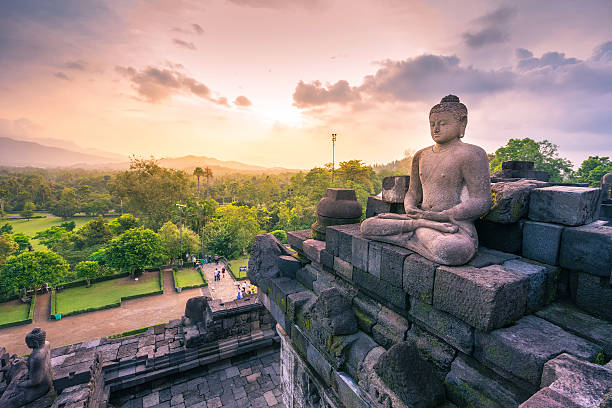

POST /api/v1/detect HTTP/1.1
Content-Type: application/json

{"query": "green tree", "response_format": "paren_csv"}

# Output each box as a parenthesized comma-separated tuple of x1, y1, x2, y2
(34, 226, 70, 249)
(12, 233, 30, 253)
(203, 204, 261, 258)
(203, 167, 213, 198)
(103, 228, 165, 275)
(0, 223, 13, 234)
(158, 221, 200, 263)
(574, 156, 612, 187)
(75, 260, 100, 287)
(193, 167, 204, 196)
(489, 138, 574, 182)
(51, 188, 79, 219)
(0, 250, 69, 292)
(111, 158, 192, 229)
(270, 230, 287, 243)
(109, 214, 141, 235)
(20, 201, 35, 219)
(0, 234, 18, 264)
(74, 216, 112, 249)
(185, 199, 217, 232)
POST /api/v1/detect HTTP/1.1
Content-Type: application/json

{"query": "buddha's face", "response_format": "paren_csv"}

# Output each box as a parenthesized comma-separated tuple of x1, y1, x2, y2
(429, 111, 466, 145)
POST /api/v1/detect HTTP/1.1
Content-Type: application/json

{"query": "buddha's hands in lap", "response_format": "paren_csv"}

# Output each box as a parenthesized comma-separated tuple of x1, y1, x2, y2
(376, 212, 459, 234)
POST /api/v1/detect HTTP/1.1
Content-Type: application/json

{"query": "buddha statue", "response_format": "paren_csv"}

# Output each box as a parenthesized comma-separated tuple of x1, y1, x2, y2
(361, 95, 491, 265)
(0, 328, 54, 408)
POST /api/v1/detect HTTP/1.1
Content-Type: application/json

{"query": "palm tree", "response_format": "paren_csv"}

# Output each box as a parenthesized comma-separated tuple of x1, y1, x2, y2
(193, 167, 204, 196)
(203, 167, 213, 199)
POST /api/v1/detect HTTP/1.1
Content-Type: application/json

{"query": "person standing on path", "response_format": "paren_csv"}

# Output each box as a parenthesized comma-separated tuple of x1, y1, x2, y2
(221, 267, 225, 279)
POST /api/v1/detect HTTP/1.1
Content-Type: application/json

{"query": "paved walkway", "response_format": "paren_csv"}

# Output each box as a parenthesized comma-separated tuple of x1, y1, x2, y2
(201, 261, 251, 303)
(110, 347, 283, 408)
(0, 270, 210, 355)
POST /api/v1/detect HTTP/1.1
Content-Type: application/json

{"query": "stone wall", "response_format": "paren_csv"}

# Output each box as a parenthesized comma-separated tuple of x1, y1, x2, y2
(250, 180, 612, 408)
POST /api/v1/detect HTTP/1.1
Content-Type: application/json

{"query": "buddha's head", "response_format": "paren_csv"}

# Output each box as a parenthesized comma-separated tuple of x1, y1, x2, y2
(429, 95, 467, 144)
(25, 328, 46, 349)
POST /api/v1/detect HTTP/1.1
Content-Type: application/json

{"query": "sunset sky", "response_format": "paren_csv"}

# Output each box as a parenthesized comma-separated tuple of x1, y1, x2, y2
(1, 0, 611, 169)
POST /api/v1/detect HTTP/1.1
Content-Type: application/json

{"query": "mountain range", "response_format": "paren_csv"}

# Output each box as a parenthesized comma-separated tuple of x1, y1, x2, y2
(0, 136, 299, 174)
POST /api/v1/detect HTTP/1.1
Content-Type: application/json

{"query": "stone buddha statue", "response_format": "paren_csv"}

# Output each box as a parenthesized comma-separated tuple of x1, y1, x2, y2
(361, 95, 491, 265)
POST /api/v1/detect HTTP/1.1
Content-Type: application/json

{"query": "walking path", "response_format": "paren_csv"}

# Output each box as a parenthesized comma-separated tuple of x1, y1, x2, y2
(0, 270, 210, 355)
(201, 261, 251, 302)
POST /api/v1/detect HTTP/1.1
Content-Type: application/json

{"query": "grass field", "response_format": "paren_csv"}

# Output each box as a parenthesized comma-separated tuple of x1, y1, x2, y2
(174, 268, 206, 288)
(0, 301, 30, 326)
(228, 257, 249, 279)
(1, 215, 95, 249)
(56, 272, 161, 315)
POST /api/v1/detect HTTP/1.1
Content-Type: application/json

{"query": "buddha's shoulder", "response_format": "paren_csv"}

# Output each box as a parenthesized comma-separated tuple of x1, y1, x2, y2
(458, 142, 488, 157)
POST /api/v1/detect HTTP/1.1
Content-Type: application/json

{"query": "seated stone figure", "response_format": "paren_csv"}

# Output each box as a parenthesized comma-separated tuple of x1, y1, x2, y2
(0, 328, 53, 408)
(361, 95, 491, 265)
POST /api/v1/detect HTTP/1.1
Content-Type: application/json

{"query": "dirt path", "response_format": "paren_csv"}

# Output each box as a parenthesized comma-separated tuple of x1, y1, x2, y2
(0, 270, 210, 355)
(33, 292, 50, 322)
(200, 262, 251, 302)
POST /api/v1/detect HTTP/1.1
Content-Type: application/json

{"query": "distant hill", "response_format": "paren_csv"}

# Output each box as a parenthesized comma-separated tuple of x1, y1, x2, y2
(0, 137, 126, 168)
(157, 155, 300, 175)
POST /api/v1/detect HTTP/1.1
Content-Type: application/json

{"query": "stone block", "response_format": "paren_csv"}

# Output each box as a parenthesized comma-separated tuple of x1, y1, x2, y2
(445, 354, 532, 408)
(306, 343, 332, 386)
(487, 179, 550, 224)
(403, 253, 437, 304)
(366, 196, 405, 218)
(601, 203, 612, 219)
(287, 229, 312, 253)
(325, 225, 340, 256)
(296, 264, 317, 290)
(519, 387, 581, 408)
(319, 249, 334, 271)
(268, 297, 288, 332)
(474, 315, 602, 386)
(475, 219, 523, 253)
(409, 298, 474, 354)
(286, 291, 315, 324)
(575, 272, 612, 321)
(522, 221, 564, 265)
(353, 268, 408, 311)
(367, 241, 383, 278)
(351, 235, 369, 272)
(278, 255, 301, 280)
(559, 221, 612, 277)
(405, 325, 456, 378)
(503, 259, 554, 312)
(332, 224, 361, 264)
(333, 257, 353, 282)
(290, 324, 309, 358)
(380, 244, 412, 288)
(344, 332, 378, 379)
(352, 296, 380, 334)
(467, 246, 519, 268)
(503, 160, 535, 171)
(381, 176, 410, 204)
(535, 302, 612, 357)
(541, 353, 612, 408)
(333, 371, 369, 408)
(302, 239, 326, 264)
(433, 265, 529, 331)
(269, 277, 306, 312)
(372, 306, 409, 349)
(529, 186, 601, 226)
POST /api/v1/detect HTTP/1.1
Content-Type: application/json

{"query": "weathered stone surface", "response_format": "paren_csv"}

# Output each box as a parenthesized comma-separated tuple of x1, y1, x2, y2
(302, 239, 326, 264)
(475, 219, 523, 253)
(344, 331, 378, 380)
(519, 387, 582, 408)
(529, 186, 601, 226)
(541, 353, 612, 408)
(403, 253, 437, 304)
(373, 342, 445, 407)
(333, 256, 353, 282)
(286, 291, 315, 325)
(380, 244, 412, 288)
(486, 179, 550, 224)
(365, 196, 405, 219)
(560, 221, 612, 277)
(248, 233, 293, 285)
(319, 249, 334, 270)
(353, 267, 408, 311)
(405, 325, 456, 377)
(522, 221, 564, 265)
(381, 176, 410, 204)
(325, 225, 340, 256)
(296, 264, 317, 290)
(445, 354, 531, 408)
(409, 298, 474, 354)
(278, 255, 301, 279)
(269, 277, 306, 313)
(535, 302, 612, 357)
(306, 343, 332, 386)
(372, 306, 409, 349)
(467, 246, 519, 268)
(312, 188, 362, 240)
(333, 371, 369, 408)
(575, 272, 612, 321)
(474, 315, 602, 386)
(503, 259, 554, 312)
(183, 296, 209, 323)
(433, 265, 529, 331)
(312, 287, 358, 336)
(331, 224, 361, 264)
(352, 295, 380, 334)
(286, 229, 311, 252)
(351, 235, 369, 272)
(366, 241, 383, 278)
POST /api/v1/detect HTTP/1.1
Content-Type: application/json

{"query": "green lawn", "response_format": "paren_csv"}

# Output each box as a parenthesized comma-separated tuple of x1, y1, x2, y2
(0, 301, 30, 326)
(174, 268, 206, 288)
(56, 272, 161, 316)
(228, 257, 249, 279)
(2, 215, 95, 250)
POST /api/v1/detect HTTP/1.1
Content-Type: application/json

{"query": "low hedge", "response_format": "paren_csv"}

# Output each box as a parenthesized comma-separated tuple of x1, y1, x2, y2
(50, 290, 57, 317)
(54, 271, 164, 319)
(172, 267, 207, 291)
(0, 296, 35, 329)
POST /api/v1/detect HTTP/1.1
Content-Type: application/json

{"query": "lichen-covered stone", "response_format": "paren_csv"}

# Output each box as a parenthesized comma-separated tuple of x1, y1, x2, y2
(474, 315, 602, 386)
(433, 265, 529, 331)
(352, 295, 380, 334)
(353, 267, 408, 311)
(403, 253, 437, 304)
(502, 259, 555, 313)
(344, 332, 378, 379)
(522, 221, 564, 265)
(486, 179, 550, 224)
(248, 233, 293, 286)
(519, 387, 581, 408)
(333, 256, 353, 282)
(559, 220, 612, 277)
(372, 307, 409, 349)
(405, 325, 456, 378)
(529, 186, 601, 226)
